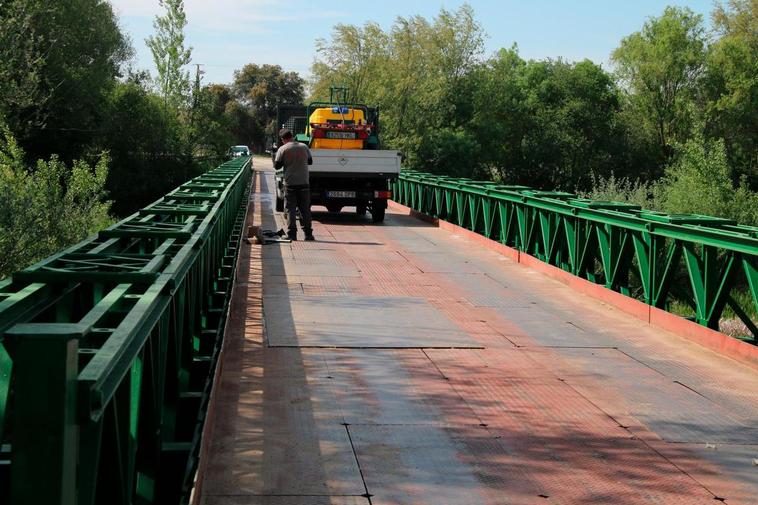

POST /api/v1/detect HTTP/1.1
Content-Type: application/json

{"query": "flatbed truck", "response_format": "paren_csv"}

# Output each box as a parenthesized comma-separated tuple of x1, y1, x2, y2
(272, 88, 400, 223)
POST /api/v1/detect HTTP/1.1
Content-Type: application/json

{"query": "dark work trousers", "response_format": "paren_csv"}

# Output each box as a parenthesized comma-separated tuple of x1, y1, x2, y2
(285, 184, 313, 235)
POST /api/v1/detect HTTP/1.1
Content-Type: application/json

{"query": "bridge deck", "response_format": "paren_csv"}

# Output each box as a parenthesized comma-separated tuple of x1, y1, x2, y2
(200, 162, 758, 505)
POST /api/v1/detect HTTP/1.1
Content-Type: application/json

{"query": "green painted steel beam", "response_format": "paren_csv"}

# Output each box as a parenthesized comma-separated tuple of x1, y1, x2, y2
(394, 169, 758, 342)
(0, 156, 253, 505)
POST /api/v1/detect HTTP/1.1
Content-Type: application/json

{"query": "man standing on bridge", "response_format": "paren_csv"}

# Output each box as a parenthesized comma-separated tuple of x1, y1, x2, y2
(274, 128, 314, 241)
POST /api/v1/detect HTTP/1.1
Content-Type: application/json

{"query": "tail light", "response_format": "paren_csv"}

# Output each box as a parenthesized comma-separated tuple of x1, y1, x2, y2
(374, 190, 392, 199)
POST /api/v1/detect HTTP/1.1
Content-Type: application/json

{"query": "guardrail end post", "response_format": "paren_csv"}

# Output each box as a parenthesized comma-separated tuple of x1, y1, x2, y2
(8, 326, 81, 505)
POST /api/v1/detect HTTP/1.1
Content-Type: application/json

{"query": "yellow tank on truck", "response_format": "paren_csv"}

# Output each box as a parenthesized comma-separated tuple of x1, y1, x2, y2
(307, 106, 369, 150)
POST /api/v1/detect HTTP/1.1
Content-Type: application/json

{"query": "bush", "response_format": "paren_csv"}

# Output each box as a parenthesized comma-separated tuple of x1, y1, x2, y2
(0, 124, 112, 278)
(585, 130, 758, 227)
(581, 173, 661, 210)
(660, 129, 758, 225)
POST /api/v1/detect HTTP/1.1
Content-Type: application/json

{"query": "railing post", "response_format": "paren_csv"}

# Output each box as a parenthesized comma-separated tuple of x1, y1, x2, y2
(9, 324, 81, 505)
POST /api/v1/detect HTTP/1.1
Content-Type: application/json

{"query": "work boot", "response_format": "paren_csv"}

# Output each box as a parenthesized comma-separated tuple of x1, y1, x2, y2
(287, 231, 297, 241)
(304, 233, 315, 241)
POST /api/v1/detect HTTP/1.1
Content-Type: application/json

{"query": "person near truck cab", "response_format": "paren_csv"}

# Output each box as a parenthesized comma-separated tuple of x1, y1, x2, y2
(274, 129, 314, 241)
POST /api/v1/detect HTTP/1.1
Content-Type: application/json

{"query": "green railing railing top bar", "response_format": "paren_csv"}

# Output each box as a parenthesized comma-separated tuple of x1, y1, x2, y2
(399, 170, 758, 249)
(568, 199, 642, 211)
(638, 210, 735, 226)
(394, 169, 758, 341)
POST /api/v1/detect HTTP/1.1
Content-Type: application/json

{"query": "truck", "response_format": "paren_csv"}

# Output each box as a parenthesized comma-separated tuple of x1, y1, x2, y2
(272, 86, 401, 223)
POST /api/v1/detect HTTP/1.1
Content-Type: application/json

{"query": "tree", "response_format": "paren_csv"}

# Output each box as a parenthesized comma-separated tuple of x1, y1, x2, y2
(382, 5, 485, 164)
(231, 64, 305, 151)
(0, 0, 131, 161)
(98, 75, 200, 216)
(311, 23, 389, 102)
(189, 84, 236, 156)
(311, 5, 485, 170)
(146, 0, 193, 110)
(471, 51, 629, 189)
(612, 7, 707, 169)
(470, 47, 528, 181)
(704, 0, 758, 186)
(0, 0, 48, 140)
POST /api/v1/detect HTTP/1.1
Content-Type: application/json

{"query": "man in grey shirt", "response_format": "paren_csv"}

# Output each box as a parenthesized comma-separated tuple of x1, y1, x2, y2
(274, 128, 314, 240)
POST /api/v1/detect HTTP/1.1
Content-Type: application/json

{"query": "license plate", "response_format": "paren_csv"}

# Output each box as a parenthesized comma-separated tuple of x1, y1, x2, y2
(326, 191, 356, 198)
(326, 132, 356, 139)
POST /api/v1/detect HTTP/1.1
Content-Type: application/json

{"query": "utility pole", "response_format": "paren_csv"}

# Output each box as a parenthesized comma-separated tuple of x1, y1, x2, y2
(192, 64, 205, 153)
(193, 64, 205, 108)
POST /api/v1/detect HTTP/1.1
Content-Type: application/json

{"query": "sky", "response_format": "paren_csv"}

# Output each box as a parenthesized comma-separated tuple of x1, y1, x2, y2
(110, 0, 716, 86)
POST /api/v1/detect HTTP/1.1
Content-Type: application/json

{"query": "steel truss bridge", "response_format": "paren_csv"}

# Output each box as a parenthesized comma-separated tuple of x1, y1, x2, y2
(2, 156, 758, 504)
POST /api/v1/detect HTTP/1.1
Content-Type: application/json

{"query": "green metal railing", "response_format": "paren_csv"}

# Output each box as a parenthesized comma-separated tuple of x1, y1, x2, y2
(394, 170, 758, 341)
(0, 156, 252, 504)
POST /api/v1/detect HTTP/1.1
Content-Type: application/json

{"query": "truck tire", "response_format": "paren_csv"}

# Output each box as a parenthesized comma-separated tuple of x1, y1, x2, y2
(371, 207, 386, 223)
(275, 195, 284, 212)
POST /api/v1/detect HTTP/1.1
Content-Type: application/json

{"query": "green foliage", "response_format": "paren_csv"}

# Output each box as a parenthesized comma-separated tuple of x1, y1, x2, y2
(98, 76, 203, 216)
(704, 0, 758, 186)
(189, 84, 237, 156)
(384, 6, 485, 161)
(309, 2, 756, 208)
(311, 7, 632, 191)
(146, 0, 193, 109)
(659, 127, 758, 225)
(0, 0, 47, 138)
(585, 125, 758, 226)
(581, 174, 661, 210)
(416, 127, 481, 179)
(311, 23, 389, 102)
(612, 7, 707, 168)
(0, 0, 131, 161)
(474, 53, 628, 189)
(0, 124, 112, 278)
(3, 0, 758, 277)
(230, 64, 305, 151)
(311, 5, 486, 171)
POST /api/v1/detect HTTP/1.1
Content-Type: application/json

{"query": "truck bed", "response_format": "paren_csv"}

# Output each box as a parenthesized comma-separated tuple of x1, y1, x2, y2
(310, 149, 401, 177)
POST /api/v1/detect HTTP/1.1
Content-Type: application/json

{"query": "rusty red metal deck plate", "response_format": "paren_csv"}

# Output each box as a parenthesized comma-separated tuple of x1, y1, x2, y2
(323, 349, 480, 427)
(203, 359, 365, 496)
(349, 425, 544, 505)
(201, 164, 758, 505)
(264, 295, 482, 348)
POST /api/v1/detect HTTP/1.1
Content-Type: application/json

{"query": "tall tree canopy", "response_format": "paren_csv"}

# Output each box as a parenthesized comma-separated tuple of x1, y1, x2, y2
(310, 5, 485, 171)
(611, 7, 707, 169)
(231, 63, 305, 151)
(471, 53, 627, 188)
(0, 0, 131, 161)
(310, 5, 629, 188)
(704, 0, 758, 184)
(146, 0, 193, 109)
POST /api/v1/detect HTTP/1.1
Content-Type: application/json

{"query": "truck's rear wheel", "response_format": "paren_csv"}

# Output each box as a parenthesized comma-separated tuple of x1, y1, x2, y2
(371, 207, 386, 223)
